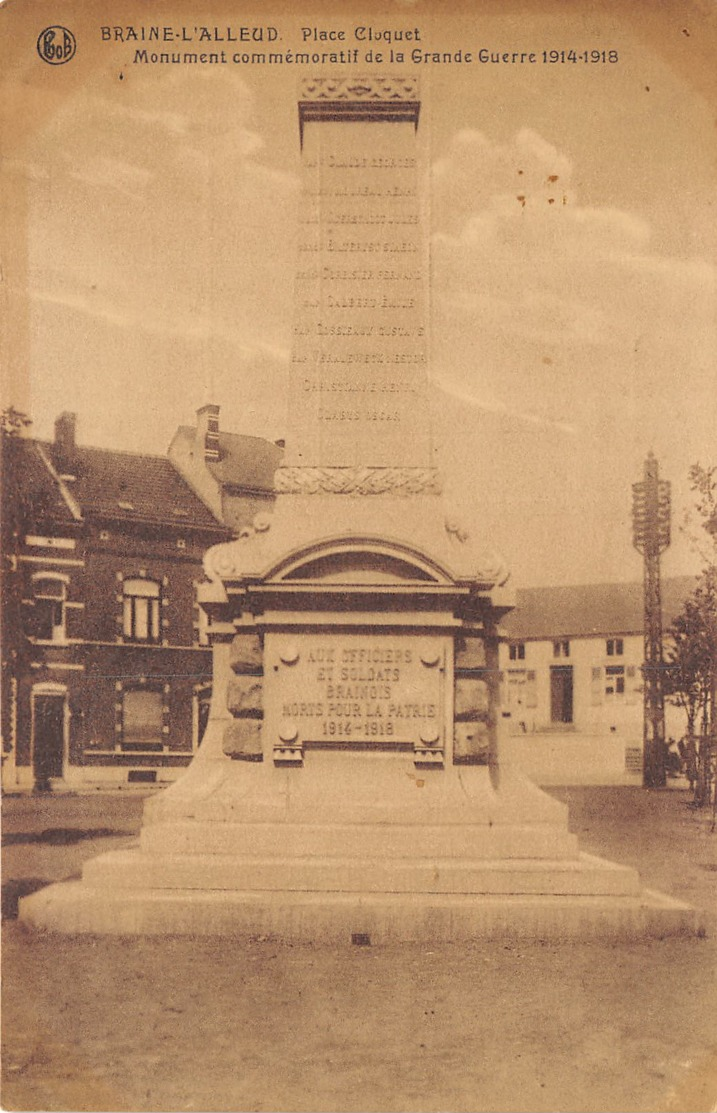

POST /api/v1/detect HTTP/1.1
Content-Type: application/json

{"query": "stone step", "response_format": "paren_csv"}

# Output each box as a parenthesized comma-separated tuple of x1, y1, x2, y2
(83, 849, 641, 897)
(139, 821, 579, 861)
(19, 882, 699, 942)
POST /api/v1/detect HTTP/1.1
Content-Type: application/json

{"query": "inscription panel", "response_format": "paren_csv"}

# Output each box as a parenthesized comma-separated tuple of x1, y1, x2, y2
(266, 633, 445, 748)
(285, 114, 433, 470)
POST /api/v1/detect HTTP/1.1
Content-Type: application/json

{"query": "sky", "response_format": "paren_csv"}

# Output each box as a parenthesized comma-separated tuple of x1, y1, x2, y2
(3, 0, 716, 587)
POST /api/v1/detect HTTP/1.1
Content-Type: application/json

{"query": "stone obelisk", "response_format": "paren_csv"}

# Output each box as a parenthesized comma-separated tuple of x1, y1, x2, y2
(20, 77, 696, 941)
(280, 76, 436, 487)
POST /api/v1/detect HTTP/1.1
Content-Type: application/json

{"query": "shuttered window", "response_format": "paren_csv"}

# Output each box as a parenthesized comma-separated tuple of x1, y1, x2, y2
(122, 689, 163, 749)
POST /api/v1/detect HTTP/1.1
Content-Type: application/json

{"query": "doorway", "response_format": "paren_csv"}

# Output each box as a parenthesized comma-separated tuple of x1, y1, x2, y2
(550, 666, 573, 724)
(32, 692, 66, 789)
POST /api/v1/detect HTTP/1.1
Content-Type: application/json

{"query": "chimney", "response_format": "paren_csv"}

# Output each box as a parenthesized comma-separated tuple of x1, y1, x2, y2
(54, 412, 77, 474)
(55, 412, 76, 452)
(196, 404, 220, 463)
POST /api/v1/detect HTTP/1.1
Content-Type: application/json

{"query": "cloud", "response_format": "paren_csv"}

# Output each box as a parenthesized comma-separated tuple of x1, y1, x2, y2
(31, 68, 299, 205)
(429, 126, 716, 448)
(69, 156, 154, 201)
(433, 127, 575, 232)
(24, 67, 301, 366)
(30, 285, 290, 364)
(438, 376, 580, 438)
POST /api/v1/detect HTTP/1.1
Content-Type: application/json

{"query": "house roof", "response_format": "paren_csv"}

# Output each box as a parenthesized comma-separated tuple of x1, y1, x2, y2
(41, 442, 229, 532)
(2, 437, 77, 528)
(173, 427, 283, 493)
(503, 576, 698, 640)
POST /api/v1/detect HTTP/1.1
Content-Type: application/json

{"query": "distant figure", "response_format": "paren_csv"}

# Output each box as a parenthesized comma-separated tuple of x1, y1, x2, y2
(664, 738, 681, 777)
(679, 737, 697, 791)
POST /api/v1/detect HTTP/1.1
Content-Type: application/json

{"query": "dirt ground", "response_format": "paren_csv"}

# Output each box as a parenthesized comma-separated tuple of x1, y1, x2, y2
(2, 785, 717, 1113)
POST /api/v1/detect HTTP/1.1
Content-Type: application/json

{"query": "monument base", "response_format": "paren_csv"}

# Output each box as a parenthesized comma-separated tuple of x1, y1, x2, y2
(19, 880, 695, 943)
(19, 749, 699, 942)
(18, 501, 700, 942)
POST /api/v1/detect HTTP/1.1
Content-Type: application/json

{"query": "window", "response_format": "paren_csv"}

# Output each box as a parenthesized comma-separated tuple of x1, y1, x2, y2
(509, 642, 525, 661)
(122, 688, 163, 750)
(122, 578, 160, 642)
(31, 575, 67, 641)
(553, 640, 570, 658)
(606, 638, 624, 656)
(605, 665, 625, 698)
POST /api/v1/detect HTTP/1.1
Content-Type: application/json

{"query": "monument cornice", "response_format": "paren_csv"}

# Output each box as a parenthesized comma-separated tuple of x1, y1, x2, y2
(298, 76, 420, 143)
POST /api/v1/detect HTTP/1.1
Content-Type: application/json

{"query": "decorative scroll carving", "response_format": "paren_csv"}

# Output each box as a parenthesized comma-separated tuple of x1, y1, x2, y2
(300, 76, 418, 102)
(206, 543, 243, 581)
(473, 556, 511, 588)
(445, 517, 470, 544)
(274, 466, 442, 496)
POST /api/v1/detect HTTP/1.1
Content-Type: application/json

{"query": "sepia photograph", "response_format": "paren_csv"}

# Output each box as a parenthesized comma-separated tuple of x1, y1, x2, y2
(2, 1, 716, 1110)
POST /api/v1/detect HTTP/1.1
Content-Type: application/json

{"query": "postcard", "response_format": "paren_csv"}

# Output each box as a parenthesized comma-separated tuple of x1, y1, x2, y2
(2, 1, 716, 1110)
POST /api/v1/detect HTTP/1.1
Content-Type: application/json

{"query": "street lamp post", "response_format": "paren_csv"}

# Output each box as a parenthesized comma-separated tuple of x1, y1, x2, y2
(632, 452, 671, 789)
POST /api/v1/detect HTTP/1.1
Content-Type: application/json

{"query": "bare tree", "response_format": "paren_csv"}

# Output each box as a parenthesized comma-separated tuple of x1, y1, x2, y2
(0, 407, 32, 437)
(672, 464, 717, 806)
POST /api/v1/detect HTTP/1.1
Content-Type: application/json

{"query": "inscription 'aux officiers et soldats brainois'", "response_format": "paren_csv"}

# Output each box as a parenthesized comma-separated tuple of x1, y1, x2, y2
(281, 645, 438, 739)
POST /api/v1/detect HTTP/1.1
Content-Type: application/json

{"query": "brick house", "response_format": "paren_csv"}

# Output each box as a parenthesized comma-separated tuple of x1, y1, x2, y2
(1, 413, 237, 790)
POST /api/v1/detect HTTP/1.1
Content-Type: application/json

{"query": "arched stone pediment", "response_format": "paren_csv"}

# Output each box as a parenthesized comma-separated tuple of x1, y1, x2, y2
(268, 539, 451, 585)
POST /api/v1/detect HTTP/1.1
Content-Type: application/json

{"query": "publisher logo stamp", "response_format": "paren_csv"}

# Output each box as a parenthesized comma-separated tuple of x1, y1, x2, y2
(37, 26, 77, 65)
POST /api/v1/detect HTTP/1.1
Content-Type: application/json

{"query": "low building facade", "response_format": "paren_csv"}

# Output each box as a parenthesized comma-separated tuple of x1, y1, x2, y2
(499, 578, 695, 784)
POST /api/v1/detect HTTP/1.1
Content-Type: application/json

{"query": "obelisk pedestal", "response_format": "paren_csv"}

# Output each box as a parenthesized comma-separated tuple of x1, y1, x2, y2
(20, 78, 697, 940)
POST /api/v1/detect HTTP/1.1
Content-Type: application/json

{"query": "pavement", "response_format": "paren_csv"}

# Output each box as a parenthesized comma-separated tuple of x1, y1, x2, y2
(2, 785, 717, 1113)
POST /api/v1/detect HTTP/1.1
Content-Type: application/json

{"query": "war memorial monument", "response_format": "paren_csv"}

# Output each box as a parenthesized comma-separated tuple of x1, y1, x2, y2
(20, 76, 696, 941)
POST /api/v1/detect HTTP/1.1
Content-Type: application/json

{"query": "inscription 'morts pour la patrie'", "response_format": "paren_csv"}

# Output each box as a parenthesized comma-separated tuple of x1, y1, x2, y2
(276, 76, 439, 493)
(271, 635, 444, 746)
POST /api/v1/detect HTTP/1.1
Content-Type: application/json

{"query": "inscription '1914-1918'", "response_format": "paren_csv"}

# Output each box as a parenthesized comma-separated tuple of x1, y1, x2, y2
(274, 638, 443, 744)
